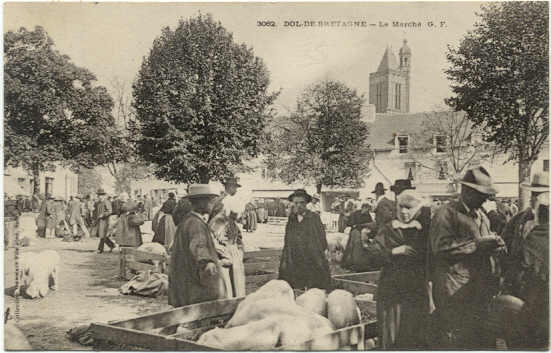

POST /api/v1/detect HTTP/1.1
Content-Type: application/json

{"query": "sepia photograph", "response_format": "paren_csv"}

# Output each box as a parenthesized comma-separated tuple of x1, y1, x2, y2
(3, 1, 549, 351)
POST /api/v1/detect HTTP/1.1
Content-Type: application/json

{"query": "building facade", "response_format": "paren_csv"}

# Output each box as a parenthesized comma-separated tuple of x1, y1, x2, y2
(4, 165, 78, 199)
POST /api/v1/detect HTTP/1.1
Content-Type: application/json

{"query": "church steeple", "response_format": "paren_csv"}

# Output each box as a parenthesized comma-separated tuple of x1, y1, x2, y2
(377, 46, 399, 73)
(369, 40, 411, 114)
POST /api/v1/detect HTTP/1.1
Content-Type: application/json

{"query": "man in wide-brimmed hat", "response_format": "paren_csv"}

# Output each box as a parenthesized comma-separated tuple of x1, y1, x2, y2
(372, 182, 394, 231)
(307, 193, 321, 214)
(169, 184, 227, 307)
(390, 179, 416, 196)
(95, 188, 116, 253)
(279, 189, 331, 290)
(508, 191, 549, 349)
(430, 166, 505, 349)
(502, 171, 549, 297)
(68, 193, 89, 239)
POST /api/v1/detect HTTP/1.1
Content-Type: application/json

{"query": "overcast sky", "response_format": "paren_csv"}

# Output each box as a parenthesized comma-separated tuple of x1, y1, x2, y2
(4, 2, 486, 114)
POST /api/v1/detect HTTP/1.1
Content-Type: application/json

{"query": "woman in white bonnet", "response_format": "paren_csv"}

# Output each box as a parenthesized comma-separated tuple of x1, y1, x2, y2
(374, 189, 432, 349)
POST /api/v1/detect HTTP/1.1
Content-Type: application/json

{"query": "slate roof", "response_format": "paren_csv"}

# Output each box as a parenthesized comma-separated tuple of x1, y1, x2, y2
(367, 112, 427, 150)
(376, 46, 399, 73)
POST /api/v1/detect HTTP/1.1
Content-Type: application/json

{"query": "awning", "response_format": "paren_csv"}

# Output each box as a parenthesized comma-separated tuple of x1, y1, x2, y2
(252, 190, 294, 199)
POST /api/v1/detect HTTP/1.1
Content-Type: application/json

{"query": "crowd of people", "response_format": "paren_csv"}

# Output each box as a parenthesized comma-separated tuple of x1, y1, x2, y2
(277, 167, 548, 349)
(6, 167, 547, 350)
(13, 190, 160, 252)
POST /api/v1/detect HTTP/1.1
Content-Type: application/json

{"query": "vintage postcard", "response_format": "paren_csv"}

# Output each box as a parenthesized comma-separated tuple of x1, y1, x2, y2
(3, 1, 549, 351)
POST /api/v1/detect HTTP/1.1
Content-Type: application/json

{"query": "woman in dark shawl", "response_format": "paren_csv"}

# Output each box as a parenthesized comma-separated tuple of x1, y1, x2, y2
(374, 190, 431, 349)
(152, 193, 177, 248)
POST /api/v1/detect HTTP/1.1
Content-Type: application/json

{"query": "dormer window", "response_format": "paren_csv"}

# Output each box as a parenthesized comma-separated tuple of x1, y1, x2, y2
(434, 135, 447, 153)
(397, 135, 409, 153)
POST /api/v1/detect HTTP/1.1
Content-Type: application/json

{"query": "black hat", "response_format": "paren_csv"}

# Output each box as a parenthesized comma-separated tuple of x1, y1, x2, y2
(288, 189, 312, 203)
(371, 182, 387, 194)
(97, 188, 107, 195)
(222, 177, 242, 188)
(390, 179, 416, 195)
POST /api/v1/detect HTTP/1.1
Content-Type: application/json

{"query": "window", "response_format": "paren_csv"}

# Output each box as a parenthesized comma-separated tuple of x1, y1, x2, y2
(397, 135, 409, 153)
(395, 83, 401, 109)
(45, 177, 53, 196)
(544, 160, 549, 172)
(376, 83, 383, 111)
(435, 135, 447, 153)
(438, 160, 449, 179)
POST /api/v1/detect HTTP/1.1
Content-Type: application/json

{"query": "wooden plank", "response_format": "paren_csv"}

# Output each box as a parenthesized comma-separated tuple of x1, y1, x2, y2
(127, 261, 158, 273)
(333, 278, 378, 295)
(91, 323, 221, 351)
(333, 271, 380, 284)
(108, 298, 244, 332)
(122, 247, 167, 263)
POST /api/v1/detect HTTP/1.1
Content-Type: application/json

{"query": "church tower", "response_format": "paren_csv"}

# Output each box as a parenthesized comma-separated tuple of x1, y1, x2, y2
(369, 40, 411, 114)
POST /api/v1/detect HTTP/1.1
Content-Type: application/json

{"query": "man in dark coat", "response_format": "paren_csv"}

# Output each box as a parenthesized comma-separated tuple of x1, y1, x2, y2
(279, 189, 331, 290)
(169, 184, 226, 307)
(372, 182, 395, 231)
(96, 189, 115, 253)
(509, 193, 549, 349)
(429, 167, 505, 349)
(143, 195, 153, 221)
(501, 172, 548, 297)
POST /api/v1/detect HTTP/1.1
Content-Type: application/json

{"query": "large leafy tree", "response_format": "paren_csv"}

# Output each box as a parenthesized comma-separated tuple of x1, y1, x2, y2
(446, 2, 548, 209)
(133, 14, 278, 184)
(4, 26, 121, 194)
(264, 80, 371, 194)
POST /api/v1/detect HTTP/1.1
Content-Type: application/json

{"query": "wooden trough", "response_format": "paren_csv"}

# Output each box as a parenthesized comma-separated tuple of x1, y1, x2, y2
(93, 270, 380, 351)
(90, 297, 377, 351)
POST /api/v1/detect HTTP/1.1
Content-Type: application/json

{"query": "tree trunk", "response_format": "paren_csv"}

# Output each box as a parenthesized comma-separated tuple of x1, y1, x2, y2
(33, 166, 40, 195)
(316, 183, 322, 194)
(518, 158, 533, 212)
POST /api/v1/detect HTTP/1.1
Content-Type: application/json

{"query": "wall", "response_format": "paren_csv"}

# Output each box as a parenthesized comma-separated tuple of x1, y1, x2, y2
(4, 165, 78, 199)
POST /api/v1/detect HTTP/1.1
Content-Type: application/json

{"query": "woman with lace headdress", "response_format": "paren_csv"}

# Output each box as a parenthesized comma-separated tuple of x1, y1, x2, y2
(374, 190, 432, 349)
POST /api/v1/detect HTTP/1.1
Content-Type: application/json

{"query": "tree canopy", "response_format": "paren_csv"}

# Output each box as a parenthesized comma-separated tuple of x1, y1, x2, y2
(4, 26, 123, 193)
(133, 13, 278, 184)
(264, 80, 371, 193)
(446, 2, 548, 207)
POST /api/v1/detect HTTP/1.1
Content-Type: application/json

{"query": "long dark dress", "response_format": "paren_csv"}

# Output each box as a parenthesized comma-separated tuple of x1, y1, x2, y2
(279, 210, 331, 290)
(509, 223, 549, 349)
(168, 212, 226, 307)
(375, 207, 431, 349)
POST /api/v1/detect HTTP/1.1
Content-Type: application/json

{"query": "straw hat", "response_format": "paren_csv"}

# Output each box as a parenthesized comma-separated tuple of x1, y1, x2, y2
(185, 184, 219, 199)
(521, 172, 549, 192)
